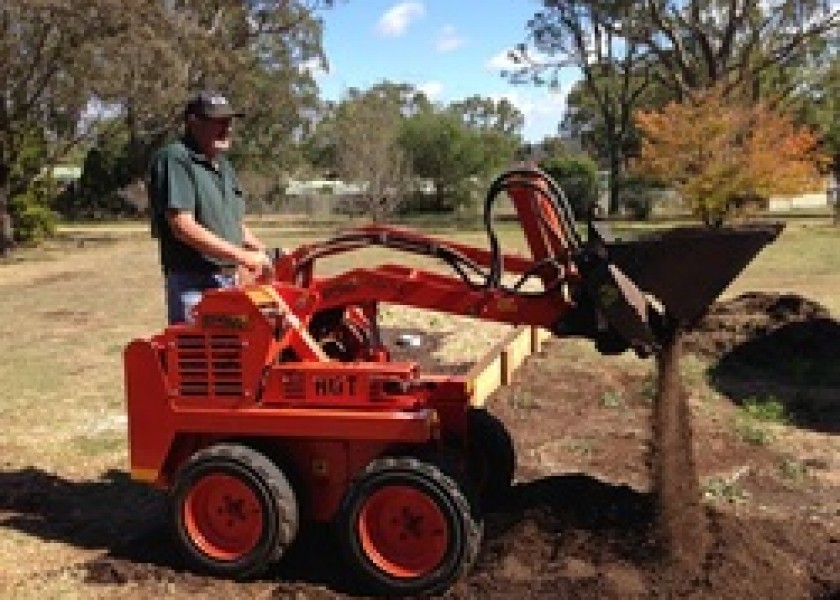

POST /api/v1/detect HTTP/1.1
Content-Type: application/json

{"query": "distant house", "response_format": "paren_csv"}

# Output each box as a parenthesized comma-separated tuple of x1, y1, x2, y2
(51, 165, 82, 188)
(768, 177, 834, 212)
(284, 179, 367, 196)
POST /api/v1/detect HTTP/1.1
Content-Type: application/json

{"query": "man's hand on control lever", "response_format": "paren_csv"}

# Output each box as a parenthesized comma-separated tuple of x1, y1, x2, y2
(239, 248, 274, 278)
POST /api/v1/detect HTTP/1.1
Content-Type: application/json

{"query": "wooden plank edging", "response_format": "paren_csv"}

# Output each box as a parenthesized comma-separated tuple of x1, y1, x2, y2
(466, 326, 551, 407)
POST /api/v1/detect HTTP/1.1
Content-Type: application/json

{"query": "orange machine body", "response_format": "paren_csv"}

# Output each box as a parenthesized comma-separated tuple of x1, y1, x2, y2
(124, 171, 583, 523)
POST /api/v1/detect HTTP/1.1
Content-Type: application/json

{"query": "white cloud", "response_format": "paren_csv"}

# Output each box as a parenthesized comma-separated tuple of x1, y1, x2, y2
(495, 88, 569, 141)
(417, 80, 444, 100)
(299, 56, 328, 78)
(435, 25, 465, 53)
(376, 2, 425, 37)
(486, 48, 518, 72)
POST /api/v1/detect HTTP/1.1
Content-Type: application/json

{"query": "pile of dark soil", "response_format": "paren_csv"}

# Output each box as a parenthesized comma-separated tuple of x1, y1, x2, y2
(683, 292, 840, 429)
(683, 292, 840, 384)
(450, 487, 839, 600)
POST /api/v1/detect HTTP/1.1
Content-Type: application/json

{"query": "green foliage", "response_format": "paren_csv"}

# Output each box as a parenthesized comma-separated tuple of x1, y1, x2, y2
(55, 132, 142, 220)
(732, 415, 773, 446)
(10, 181, 57, 244)
(539, 154, 599, 218)
(778, 456, 809, 484)
(741, 395, 789, 424)
(600, 390, 625, 408)
(399, 111, 509, 212)
(703, 476, 749, 503)
(795, 52, 840, 186)
(618, 173, 666, 220)
(449, 95, 524, 136)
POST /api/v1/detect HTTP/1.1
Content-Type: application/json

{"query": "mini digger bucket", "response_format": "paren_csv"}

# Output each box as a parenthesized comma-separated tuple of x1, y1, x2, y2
(563, 222, 785, 356)
(484, 167, 784, 357)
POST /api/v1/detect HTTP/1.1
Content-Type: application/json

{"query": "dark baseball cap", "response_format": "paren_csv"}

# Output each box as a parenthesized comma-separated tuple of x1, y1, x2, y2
(184, 91, 244, 119)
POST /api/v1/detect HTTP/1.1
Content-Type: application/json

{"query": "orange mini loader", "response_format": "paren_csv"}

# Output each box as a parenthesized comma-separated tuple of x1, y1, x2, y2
(124, 167, 781, 596)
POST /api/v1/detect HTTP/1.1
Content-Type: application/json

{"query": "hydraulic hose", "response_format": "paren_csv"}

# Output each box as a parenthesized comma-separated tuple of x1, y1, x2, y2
(482, 166, 583, 295)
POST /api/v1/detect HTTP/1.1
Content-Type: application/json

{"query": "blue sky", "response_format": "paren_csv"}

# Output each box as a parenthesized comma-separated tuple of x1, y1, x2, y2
(313, 1, 576, 142)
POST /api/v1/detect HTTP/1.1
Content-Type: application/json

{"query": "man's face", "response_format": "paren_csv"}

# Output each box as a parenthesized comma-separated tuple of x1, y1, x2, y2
(188, 114, 234, 157)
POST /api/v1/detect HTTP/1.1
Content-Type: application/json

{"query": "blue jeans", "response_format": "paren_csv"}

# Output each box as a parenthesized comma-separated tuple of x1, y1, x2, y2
(165, 270, 237, 324)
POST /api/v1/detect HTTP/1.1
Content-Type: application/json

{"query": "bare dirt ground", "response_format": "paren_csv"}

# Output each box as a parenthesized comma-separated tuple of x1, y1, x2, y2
(450, 292, 840, 600)
(2, 292, 838, 599)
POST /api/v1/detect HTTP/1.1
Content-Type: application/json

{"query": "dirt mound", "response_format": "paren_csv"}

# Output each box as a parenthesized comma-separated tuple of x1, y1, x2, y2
(684, 292, 839, 374)
(683, 292, 840, 429)
(456, 486, 840, 600)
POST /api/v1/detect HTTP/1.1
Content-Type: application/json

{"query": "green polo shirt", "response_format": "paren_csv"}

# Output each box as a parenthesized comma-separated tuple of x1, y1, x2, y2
(148, 135, 245, 272)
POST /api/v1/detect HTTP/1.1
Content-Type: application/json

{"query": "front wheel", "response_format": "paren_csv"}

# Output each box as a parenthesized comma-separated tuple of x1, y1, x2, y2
(336, 456, 482, 596)
(171, 444, 299, 579)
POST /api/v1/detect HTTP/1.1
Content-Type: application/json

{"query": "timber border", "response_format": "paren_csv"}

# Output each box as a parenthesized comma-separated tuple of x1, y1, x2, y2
(466, 326, 552, 407)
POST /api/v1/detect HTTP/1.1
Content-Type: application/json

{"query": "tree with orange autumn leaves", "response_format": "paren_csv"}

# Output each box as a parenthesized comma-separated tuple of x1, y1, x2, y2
(634, 87, 825, 226)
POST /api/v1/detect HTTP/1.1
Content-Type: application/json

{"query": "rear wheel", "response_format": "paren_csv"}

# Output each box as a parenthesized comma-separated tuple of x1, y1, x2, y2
(337, 457, 482, 596)
(171, 444, 298, 579)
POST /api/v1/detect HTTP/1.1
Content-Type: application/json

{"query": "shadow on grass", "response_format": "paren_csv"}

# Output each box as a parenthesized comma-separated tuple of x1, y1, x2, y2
(0, 466, 357, 592)
(707, 319, 840, 434)
(0, 468, 164, 552)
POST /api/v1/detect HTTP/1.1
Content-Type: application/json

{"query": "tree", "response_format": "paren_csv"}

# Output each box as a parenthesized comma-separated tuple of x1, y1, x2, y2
(634, 0, 839, 101)
(91, 0, 337, 202)
(305, 82, 432, 178)
(512, 1, 838, 215)
(538, 154, 600, 217)
(634, 86, 824, 226)
(793, 47, 840, 226)
(400, 110, 517, 212)
(333, 86, 412, 222)
(0, 1, 339, 252)
(449, 96, 525, 136)
(518, 135, 573, 162)
(510, 1, 654, 214)
(0, 0, 134, 254)
(449, 96, 523, 179)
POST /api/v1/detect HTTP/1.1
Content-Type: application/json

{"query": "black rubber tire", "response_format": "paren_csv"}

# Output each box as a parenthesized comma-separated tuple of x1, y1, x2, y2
(336, 456, 482, 597)
(467, 408, 515, 509)
(171, 443, 299, 579)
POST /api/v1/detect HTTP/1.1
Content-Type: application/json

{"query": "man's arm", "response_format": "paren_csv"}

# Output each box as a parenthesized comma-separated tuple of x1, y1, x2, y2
(167, 210, 269, 271)
(241, 223, 265, 253)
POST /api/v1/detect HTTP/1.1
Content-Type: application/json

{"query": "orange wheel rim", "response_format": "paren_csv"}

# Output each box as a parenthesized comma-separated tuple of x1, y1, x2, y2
(184, 473, 264, 561)
(358, 485, 449, 578)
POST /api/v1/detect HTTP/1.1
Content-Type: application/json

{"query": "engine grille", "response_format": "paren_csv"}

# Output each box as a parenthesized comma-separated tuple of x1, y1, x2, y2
(175, 334, 243, 397)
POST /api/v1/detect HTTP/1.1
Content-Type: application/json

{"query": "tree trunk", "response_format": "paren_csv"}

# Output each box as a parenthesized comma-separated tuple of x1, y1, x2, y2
(608, 149, 623, 216)
(833, 156, 840, 227)
(0, 163, 12, 257)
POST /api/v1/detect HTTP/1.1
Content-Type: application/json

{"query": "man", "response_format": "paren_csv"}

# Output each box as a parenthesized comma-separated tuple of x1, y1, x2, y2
(148, 91, 271, 324)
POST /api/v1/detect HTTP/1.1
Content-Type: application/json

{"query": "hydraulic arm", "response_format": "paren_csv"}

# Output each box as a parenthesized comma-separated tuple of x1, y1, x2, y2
(275, 167, 666, 357)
